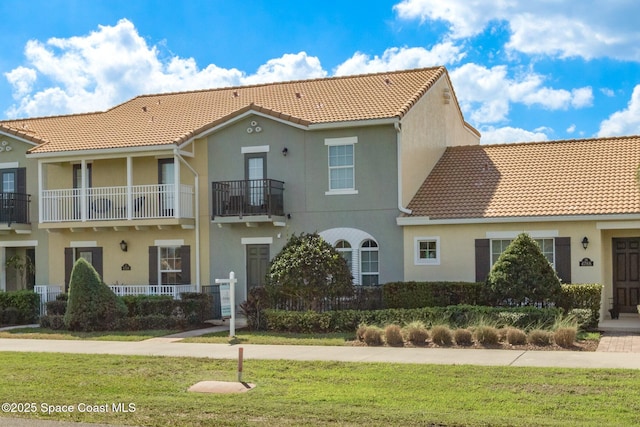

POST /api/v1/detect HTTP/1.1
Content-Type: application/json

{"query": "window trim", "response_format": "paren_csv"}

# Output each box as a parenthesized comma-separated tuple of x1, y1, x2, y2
(414, 236, 440, 265)
(325, 137, 358, 195)
(158, 245, 182, 286)
(360, 239, 379, 286)
(490, 237, 556, 268)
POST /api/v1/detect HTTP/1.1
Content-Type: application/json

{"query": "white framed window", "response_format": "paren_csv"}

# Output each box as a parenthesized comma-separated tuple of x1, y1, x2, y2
(335, 240, 353, 271)
(491, 238, 555, 267)
(414, 236, 440, 265)
(360, 239, 379, 286)
(325, 137, 358, 195)
(159, 246, 182, 285)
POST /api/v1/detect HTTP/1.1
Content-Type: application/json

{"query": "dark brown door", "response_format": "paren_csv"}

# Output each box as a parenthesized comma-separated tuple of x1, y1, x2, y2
(246, 244, 269, 291)
(613, 238, 640, 313)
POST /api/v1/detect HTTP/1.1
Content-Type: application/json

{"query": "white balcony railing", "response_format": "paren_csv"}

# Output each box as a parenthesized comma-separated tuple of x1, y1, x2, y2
(41, 184, 194, 222)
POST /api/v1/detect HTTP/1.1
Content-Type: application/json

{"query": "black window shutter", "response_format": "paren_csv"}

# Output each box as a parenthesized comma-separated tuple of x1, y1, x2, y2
(64, 247, 73, 292)
(475, 239, 490, 282)
(93, 247, 103, 281)
(16, 168, 26, 194)
(181, 245, 191, 284)
(555, 237, 571, 283)
(149, 246, 158, 285)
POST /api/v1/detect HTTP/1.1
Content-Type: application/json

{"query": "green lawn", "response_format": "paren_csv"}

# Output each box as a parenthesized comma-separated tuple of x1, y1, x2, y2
(0, 327, 175, 341)
(183, 330, 356, 345)
(0, 352, 638, 426)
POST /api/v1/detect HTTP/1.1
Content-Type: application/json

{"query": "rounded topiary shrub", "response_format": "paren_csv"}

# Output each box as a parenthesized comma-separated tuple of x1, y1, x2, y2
(64, 258, 127, 331)
(486, 233, 562, 306)
(384, 324, 404, 347)
(430, 325, 453, 346)
(454, 328, 473, 346)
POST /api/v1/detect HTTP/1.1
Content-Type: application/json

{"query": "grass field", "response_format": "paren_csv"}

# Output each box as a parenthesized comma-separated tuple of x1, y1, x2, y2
(0, 327, 175, 341)
(0, 352, 639, 426)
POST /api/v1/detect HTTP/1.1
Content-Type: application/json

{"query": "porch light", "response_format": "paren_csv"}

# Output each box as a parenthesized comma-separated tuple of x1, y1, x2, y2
(581, 237, 589, 250)
(120, 240, 128, 252)
(282, 147, 288, 156)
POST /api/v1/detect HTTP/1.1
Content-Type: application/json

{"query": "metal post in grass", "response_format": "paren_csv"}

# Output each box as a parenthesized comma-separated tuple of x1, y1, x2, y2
(238, 347, 244, 382)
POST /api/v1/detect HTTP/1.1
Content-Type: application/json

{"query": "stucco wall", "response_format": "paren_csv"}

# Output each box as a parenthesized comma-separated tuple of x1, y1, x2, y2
(208, 116, 403, 304)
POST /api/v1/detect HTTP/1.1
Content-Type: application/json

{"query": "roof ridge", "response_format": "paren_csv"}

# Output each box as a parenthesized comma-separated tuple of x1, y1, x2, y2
(448, 134, 640, 150)
(0, 110, 105, 123)
(130, 66, 447, 100)
(395, 66, 446, 118)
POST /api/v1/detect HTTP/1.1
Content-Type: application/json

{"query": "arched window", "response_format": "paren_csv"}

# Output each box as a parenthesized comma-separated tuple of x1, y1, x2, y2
(360, 239, 379, 286)
(335, 240, 352, 271)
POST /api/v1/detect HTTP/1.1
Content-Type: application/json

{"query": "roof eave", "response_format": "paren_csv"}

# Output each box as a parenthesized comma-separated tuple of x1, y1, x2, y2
(397, 213, 640, 226)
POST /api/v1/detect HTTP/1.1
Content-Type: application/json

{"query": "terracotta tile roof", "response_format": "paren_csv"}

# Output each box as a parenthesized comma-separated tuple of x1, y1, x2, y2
(407, 136, 640, 219)
(0, 67, 449, 154)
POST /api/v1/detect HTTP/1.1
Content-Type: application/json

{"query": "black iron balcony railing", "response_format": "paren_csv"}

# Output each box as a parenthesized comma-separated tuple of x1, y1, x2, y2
(212, 179, 284, 218)
(0, 192, 31, 225)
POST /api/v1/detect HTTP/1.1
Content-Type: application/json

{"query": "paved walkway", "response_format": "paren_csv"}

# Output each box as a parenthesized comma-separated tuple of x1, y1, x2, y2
(596, 333, 640, 352)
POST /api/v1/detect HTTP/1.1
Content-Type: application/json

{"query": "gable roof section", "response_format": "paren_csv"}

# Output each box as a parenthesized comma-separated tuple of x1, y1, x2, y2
(0, 67, 451, 155)
(406, 136, 640, 220)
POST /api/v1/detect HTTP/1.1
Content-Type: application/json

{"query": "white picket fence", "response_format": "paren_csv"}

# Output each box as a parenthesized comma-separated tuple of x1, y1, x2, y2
(108, 284, 194, 300)
(34, 285, 63, 316)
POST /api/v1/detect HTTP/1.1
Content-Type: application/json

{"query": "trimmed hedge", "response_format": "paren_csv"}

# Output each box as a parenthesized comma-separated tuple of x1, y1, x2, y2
(262, 305, 563, 333)
(0, 290, 40, 325)
(382, 281, 487, 308)
(557, 283, 603, 328)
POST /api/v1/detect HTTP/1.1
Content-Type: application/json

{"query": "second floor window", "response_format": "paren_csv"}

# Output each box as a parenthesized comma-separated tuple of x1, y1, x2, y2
(325, 137, 357, 194)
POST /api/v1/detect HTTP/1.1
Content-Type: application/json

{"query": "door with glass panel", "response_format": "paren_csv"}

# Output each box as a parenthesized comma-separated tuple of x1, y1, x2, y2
(158, 159, 174, 217)
(245, 153, 266, 212)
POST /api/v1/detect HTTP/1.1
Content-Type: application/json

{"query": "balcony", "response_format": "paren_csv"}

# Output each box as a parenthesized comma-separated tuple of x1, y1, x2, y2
(41, 184, 194, 229)
(212, 179, 285, 225)
(0, 192, 31, 233)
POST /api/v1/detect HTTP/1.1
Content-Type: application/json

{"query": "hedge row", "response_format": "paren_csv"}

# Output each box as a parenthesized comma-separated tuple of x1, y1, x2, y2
(556, 284, 603, 328)
(41, 292, 212, 331)
(0, 290, 39, 325)
(262, 305, 564, 333)
(382, 281, 487, 308)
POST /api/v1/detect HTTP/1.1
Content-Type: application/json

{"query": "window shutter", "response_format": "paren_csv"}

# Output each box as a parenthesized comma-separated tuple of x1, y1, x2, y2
(16, 168, 26, 194)
(149, 246, 158, 285)
(475, 239, 490, 282)
(555, 237, 571, 283)
(181, 245, 191, 285)
(93, 247, 103, 280)
(64, 248, 73, 291)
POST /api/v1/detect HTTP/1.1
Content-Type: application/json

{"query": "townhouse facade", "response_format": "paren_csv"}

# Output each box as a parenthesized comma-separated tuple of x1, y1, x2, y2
(0, 67, 479, 306)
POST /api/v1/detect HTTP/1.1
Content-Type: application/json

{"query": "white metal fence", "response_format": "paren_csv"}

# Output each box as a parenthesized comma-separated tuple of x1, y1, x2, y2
(109, 284, 194, 299)
(41, 184, 194, 222)
(34, 285, 63, 316)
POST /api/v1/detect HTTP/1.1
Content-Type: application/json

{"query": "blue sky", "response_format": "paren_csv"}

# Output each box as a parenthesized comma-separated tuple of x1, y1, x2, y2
(1, 0, 639, 144)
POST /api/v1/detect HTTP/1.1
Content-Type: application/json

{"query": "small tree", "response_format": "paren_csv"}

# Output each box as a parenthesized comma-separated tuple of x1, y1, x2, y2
(267, 232, 353, 310)
(64, 258, 127, 331)
(486, 233, 561, 306)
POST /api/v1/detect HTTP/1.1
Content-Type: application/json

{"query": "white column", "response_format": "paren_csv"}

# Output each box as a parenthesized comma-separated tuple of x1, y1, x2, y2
(37, 161, 43, 223)
(80, 159, 87, 221)
(127, 156, 133, 220)
(173, 154, 180, 218)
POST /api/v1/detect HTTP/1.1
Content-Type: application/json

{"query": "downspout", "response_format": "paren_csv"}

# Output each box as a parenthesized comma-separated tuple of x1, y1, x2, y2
(395, 121, 412, 215)
(175, 149, 201, 292)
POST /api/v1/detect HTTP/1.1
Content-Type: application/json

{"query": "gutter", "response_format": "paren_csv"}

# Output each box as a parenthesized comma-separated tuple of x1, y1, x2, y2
(175, 149, 201, 292)
(395, 121, 412, 215)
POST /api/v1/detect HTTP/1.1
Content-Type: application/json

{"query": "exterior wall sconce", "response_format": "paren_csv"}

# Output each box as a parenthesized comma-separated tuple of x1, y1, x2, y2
(282, 147, 288, 156)
(581, 237, 589, 250)
(120, 240, 128, 252)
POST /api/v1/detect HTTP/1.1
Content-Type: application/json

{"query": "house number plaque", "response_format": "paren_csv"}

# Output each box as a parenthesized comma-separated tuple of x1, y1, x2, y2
(579, 258, 594, 267)
(121, 263, 132, 271)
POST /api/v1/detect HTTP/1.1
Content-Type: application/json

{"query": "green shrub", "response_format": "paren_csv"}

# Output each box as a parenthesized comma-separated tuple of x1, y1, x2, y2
(240, 286, 271, 330)
(122, 295, 174, 317)
(404, 321, 429, 346)
(64, 258, 127, 331)
(474, 326, 500, 345)
(454, 328, 473, 346)
(384, 324, 404, 347)
(528, 329, 552, 346)
(267, 232, 353, 311)
(383, 281, 486, 308)
(506, 328, 527, 345)
(486, 233, 562, 306)
(46, 300, 67, 316)
(557, 284, 602, 328)
(177, 293, 213, 325)
(554, 327, 577, 348)
(362, 326, 384, 346)
(0, 290, 40, 324)
(39, 315, 66, 330)
(430, 325, 453, 346)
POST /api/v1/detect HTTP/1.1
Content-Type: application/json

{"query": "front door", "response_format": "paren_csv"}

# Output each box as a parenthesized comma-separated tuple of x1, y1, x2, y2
(613, 238, 640, 313)
(246, 244, 269, 291)
(64, 247, 103, 291)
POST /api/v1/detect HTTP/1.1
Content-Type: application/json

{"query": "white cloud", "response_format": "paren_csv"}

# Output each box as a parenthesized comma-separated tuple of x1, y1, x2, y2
(600, 88, 615, 97)
(566, 124, 576, 133)
(394, 0, 640, 60)
(597, 85, 640, 137)
(449, 63, 591, 124)
(333, 43, 465, 76)
(3, 19, 327, 118)
(480, 126, 549, 145)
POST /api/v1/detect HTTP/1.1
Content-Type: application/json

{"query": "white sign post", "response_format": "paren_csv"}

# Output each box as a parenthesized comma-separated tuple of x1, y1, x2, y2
(215, 271, 237, 337)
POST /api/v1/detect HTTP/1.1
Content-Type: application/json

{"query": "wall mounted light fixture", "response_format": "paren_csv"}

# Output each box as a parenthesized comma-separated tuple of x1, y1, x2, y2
(581, 237, 589, 250)
(282, 147, 288, 156)
(120, 240, 128, 252)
